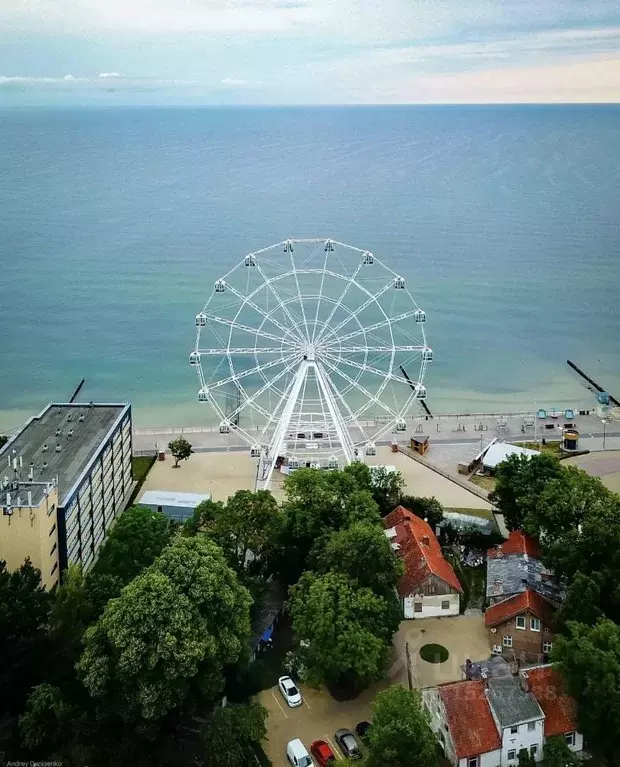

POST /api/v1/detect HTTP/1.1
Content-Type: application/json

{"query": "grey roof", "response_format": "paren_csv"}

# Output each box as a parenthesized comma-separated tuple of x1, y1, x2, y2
(486, 677, 544, 728)
(486, 552, 565, 604)
(462, 655, 512, 681)
(138, 490, 210, 509)
(0, 403, 128, 506)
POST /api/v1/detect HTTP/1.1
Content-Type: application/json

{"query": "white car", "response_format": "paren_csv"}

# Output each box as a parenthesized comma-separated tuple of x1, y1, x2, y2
(278, 675, 302, 707)
(286, 739, 312, 767)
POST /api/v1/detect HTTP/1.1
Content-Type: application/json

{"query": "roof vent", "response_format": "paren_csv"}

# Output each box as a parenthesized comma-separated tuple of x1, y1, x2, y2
(78, 414, 85, 422)
(42, 462, 48, 470)
(391, 542, 401, 551)
(55, 428, 61, 437)
(55, 444, 62, 452)
(67, 414, 73, 421)
(41, 443, 48, 452)
(67, 429, 74, 437)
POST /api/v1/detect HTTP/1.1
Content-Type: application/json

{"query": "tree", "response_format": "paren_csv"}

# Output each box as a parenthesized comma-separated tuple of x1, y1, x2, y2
(78, 536, 252, 722)
(0, 559, 54, 754)
(553, 619, 620, 763)
(312, 521, 404, 600)
(518, 748, 536, 767)
(541, 736, 579, 767)
(365, 685, 436, 767)
(555, 571, 607, 631)
(90, 505, 173, 586)
(400, 495, 444, 529)
(369, 466, 405, 516)
(489, 453, 563, 531)
(201, 701, 267, 767)
(288, 571, 398, 692)
(168, 437, 193, 468)
(184, 498, 226, 535)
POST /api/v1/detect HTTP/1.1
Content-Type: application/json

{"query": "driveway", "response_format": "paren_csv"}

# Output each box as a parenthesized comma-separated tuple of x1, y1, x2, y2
(259, 682, 377, 766)
(392, 615, 491, 689)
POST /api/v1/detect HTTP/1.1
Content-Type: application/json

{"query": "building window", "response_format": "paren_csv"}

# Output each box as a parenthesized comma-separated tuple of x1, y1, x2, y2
(50, 562, 58, 576)
(543, 641, 553, 653)
(47, 503, 56, 517)
(565, 732, 575, 747)
(442, 600, 450, 610)
(468, 757, 479, 767)
(510, 726, 518, 734)
(49, 523, 56, 537)
(516, 615, 526, 629)
(50, 542, 57, 556)
(530, 745, 538, 757)
(531, 618, 541, 632)
(414, 602, 423, 613)
(527, 722, 535, 732)
(493, 644, 503, 654)
(507, 750, 516, 761)
(503, 635, 513, 648)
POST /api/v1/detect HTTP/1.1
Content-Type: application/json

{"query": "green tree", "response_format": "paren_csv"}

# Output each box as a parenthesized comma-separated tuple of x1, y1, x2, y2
(343, 461, 373, 490)
(489, 452, 563, 531)
(288, 571, 397, 692)
(201, 701, 267, 767)
(553, 618, 620, 764)
(400, 495, 444, 528)
(90, 505, 173, 585)
(370, 466, 405, 515)
(541, 736, 579, 767)
(168, 436, 194, 467)
(184, 498, 226, 535)
(312, 521, 404, 599)
(365, 685, 436, 767)
(518, 748, 536, 767)
(78, 536, 252, 722)
(555, 571, 607, 631)
(0, 559, 53, 754)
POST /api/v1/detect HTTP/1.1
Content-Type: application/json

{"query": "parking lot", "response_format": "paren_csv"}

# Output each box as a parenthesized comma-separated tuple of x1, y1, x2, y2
(259, 681, 378, 766)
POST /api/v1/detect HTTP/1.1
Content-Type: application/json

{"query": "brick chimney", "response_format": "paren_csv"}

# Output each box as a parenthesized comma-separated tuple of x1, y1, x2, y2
(520, 672, 529, 692)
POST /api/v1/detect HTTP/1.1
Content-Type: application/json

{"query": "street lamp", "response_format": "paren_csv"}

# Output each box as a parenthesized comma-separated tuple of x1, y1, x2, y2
(602, 419, 607, 449)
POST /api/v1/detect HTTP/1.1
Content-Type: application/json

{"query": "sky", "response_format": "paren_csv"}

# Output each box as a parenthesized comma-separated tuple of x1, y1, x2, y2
(1, 0, 619, 105)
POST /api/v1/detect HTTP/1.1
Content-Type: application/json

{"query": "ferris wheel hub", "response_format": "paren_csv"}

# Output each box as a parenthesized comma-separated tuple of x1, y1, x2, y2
(303, 344, 316, 362)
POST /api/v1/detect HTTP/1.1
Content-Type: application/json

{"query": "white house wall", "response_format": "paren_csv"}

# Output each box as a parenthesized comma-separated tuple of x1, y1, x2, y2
(404, 592, 460, 619)
(499, 719, 544, 764)
(458, 751, 501, 767)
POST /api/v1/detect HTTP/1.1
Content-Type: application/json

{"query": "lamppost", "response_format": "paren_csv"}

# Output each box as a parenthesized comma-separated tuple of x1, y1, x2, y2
(602, 419, 607, 449)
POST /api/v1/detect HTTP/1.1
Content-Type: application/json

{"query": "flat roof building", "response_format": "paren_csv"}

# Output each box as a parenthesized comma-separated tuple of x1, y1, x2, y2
(0, 402, 133, 587)
(137, 489, 210, 523)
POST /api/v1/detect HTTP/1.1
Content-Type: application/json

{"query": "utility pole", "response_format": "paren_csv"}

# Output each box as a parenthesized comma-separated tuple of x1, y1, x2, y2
(602, 419, 607, 449)
(405, 641, 413, 691)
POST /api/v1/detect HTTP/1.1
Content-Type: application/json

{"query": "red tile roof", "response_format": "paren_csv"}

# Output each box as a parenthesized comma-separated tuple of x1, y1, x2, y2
(438, 681, 501, 759)
(485, 589, 556, 628)
(383, 506, 462, 596)
(487, 530, 541, 560)
(527, 666, 578, 737)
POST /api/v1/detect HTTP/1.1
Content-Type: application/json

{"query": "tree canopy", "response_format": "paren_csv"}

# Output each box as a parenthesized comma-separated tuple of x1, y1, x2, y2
(399, 495, 444, 529)
(541, 736, 580, 767)
(364, 685, 437, 767)
(168, 437, 193, 467)
(78, 536, 252, 722)
(488, 452, 563, 531)
(553, 618, 620, 763)
(288, 571, 397, 692)
(369, 466, 406, 515)
(200, 701, 267, 767)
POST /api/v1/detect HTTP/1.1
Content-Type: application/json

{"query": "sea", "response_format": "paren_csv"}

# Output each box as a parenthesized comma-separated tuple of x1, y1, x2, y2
(1, 105, 619, 432)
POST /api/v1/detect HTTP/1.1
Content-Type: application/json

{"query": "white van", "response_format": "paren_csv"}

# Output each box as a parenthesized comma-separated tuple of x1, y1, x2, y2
(286, 738, 312, 767)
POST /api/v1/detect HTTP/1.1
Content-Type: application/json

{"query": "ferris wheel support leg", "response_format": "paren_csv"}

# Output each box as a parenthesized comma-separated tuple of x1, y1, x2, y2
(313, 362, 356, 465)
(257, 361, 310, 491)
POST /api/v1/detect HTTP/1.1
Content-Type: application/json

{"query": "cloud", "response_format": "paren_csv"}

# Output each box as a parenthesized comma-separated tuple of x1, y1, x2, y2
(98, 71, 124, 78)
(0, 75, 85, 84)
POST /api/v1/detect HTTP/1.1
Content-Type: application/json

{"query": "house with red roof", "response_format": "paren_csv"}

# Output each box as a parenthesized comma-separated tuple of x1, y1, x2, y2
(383, 506, 462, 618)
(486, 531, 563, 663)
(423, 664, 583, 767)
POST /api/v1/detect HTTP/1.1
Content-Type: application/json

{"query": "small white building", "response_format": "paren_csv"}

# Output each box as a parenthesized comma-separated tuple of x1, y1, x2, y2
(137, 489, 210, 523)
(423, 665, 583, 767)
(383, 506, 462, 619)
(482, 443, 540, 474)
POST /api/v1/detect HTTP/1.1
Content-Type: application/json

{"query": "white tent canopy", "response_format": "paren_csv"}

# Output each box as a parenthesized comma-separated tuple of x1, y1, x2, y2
(482, 443, 540, 470)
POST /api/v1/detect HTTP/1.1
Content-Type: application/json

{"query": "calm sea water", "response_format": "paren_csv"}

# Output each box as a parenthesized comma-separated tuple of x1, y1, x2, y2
(1, 105, 619, 431)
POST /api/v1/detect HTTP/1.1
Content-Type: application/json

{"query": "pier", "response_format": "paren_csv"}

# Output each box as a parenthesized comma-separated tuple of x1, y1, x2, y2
(567, 360, 620, 408)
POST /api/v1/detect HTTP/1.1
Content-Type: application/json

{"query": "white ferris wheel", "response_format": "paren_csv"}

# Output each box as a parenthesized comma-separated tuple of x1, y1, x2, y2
(190, 238, 432, 490)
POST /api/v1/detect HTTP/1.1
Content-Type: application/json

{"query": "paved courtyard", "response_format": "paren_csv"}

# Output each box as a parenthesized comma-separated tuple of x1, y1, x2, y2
(563, 449, 620, 493)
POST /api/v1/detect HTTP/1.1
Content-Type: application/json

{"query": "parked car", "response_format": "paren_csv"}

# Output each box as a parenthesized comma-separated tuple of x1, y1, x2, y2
(310, 739, 336, 765)
(286, 739, 312, 767)
(335, 728, 361, 759)
(355, 720, 372, 740)
(278, 675, 302, 707)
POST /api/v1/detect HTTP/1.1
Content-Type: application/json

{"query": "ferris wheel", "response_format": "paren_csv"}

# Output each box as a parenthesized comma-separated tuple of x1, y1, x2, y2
(190, 238, 431, 489)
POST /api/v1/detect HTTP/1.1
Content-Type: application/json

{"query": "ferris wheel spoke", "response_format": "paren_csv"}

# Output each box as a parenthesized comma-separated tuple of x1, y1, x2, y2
(310, 247, 330, 343)
(289, 248, 312, 341)
(253, 260, 307, 342)
(325, 308, 422, 346)
(219, 280, 300, 340)
(322, 351, 410, 386)
(197, 347, 296, 355)
(224, 353, 300, 422)
(319, 357, 398, 419)
(314, 259, 364, 345)
(317, 364, 372, 444)
(208, 354, 296, 392)
(326, 345, 426, 354)
(319, 279, 395, 341)
(204, 313, 289, 346)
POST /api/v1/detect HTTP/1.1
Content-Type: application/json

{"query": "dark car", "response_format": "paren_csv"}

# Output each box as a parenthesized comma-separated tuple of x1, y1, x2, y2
(355, 721, 372, 740)
(335, 728, 361, 760)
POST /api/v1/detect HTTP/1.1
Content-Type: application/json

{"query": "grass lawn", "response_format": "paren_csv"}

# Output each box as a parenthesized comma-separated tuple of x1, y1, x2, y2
(469, 474, 497, 492)
(129, 454, 157, 504)
(444, 507, 494, 521)
(515, 440, 563, 456)
(420, 644, 449, 664)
